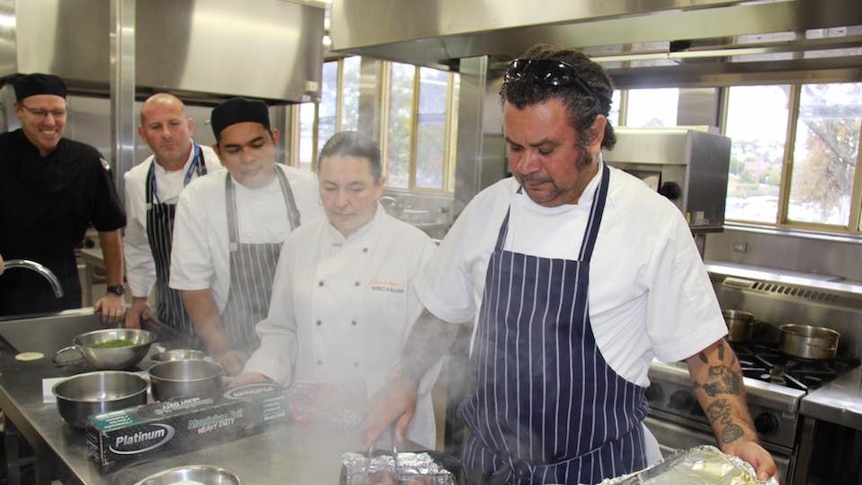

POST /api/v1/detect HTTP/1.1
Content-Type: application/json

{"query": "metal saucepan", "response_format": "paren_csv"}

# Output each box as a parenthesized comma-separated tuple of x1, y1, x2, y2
(722, 309, 755, 343)
(150, 348, 206, 364)
(148, 359, 223, 401)
(779, 323, 840, 360)
(55, 328, 157, 370)
(52, 371, 149, 428)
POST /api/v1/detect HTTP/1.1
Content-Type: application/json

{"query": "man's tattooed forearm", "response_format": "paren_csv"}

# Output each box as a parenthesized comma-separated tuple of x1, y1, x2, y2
(705, 399, 744, 444)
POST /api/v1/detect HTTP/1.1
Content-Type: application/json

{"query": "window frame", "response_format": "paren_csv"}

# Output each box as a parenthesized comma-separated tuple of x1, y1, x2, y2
(718, 82, 862, 235)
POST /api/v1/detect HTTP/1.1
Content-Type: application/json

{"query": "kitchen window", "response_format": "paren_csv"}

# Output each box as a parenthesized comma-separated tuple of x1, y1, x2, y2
(723, 82, 862, 233)
(295, 56, 361, 171)
(295, 57, 459, 194)
(624, 88, 679, 127)
(382, 62, 459, 193)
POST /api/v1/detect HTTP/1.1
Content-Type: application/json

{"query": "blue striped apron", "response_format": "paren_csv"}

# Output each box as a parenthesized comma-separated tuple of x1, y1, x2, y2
(461, 163, 648, 485)
(145, 144, 207, 339)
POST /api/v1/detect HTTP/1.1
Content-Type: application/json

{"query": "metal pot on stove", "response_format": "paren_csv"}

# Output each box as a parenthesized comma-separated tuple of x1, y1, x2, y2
(778, 323, 840, 360)
(722, 309, 755, 343)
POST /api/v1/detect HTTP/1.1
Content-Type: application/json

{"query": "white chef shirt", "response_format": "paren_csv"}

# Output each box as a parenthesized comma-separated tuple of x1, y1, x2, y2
(243, 206, 439, 448)
(415, 161, 728, 387)
(168, 164, 323, 313)
(124, 143, 222, 298)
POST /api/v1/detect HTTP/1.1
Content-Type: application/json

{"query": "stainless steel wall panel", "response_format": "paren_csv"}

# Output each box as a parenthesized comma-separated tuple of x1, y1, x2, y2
(135, 0, 324, 103)
(1, 0, 324, 103)
(110, 0, 135, 201)
(8, 0, 110, 84)
(452, 56, 507, 218)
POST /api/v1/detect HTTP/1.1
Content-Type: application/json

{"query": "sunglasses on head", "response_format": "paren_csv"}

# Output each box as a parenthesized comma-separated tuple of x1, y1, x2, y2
(504, 58, 602, 104)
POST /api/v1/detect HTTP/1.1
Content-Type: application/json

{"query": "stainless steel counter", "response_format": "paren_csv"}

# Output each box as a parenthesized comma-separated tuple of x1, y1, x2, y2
(800, 365, 862, 430)
(0, 310, 365, 484)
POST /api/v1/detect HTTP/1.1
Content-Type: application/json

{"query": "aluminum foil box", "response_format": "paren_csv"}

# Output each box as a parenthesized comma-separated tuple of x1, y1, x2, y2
(86, 382, 288, 468)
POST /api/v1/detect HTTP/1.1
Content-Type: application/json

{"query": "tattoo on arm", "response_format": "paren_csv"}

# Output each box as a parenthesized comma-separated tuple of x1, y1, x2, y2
(693, 365, 743, 397)
(706, 399, 745, 444)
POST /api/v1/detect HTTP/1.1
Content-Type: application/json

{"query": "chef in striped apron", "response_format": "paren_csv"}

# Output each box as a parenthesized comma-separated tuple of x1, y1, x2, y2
(124, 93, 221, 337)
(363, 45, 778, 484)
(169, 97, 323, 375)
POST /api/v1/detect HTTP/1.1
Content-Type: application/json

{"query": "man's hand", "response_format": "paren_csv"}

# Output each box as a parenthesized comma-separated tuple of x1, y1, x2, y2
(215, 350, 248, 377)
(94, 293, 126, 325)
(124, 297, 151, 329)
(724, 440, 779, 482)
(361, 375, 419, 450)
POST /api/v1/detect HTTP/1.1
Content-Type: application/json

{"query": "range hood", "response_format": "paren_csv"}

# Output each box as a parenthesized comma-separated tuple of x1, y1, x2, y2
(0, 0, 325, 103)
(329, 0, 862, 88)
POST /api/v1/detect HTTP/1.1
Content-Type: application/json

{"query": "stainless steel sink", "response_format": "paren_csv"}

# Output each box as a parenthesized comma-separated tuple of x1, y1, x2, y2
(0, 310, 104, 356)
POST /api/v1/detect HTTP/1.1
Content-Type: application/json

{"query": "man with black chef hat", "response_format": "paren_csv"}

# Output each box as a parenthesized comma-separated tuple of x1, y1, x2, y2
(169, 97, 322, 375)
(0, 73, 127, 323)
(123, 93, 222, 336)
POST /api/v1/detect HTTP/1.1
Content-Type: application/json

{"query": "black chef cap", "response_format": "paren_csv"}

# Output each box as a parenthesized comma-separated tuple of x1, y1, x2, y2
(210, 97, 270, 140)
(13, 73, 67, 101)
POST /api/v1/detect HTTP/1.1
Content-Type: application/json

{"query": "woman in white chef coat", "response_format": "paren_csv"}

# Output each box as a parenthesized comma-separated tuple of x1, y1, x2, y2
(236, 131, 440, 449)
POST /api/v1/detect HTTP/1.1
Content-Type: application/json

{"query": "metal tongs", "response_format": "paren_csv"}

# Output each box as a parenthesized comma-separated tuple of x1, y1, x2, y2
(390, 425, 399, 472)
(363, 425, 400, 482)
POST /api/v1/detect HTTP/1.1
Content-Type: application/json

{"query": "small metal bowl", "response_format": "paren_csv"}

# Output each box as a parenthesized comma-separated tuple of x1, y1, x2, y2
(149, 359, 223, 401)
(52, 371, 149, 429)
(150, 349, 206, 363)
(133, 464, 241, 485)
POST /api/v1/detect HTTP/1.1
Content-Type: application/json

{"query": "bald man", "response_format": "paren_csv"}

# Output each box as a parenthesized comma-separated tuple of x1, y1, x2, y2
(123, 93, 221, 337)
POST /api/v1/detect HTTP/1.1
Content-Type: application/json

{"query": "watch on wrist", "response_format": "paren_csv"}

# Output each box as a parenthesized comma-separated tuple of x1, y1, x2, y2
(106, 284, 125, 297)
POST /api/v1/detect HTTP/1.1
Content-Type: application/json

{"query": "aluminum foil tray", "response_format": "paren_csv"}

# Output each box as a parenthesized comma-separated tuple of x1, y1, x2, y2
(598, 445, 780, 485)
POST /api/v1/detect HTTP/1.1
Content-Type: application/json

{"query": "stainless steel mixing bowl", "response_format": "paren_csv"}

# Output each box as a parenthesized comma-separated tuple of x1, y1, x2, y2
(55, 328, 157, 370)
(52, 371, 149, 428)
(133, 464, 241, 485)
(150, 348, 206, 364)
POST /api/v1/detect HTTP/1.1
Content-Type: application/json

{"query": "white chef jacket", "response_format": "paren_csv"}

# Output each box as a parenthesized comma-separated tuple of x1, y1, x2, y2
(243, 206, 439, 448)
(415, 160, 728, 387)
(168, 164, 323, 312)
(124, 143, 222, 298)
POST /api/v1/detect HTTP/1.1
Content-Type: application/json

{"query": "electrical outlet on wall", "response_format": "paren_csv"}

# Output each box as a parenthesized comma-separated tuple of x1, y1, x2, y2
(732, 241, 748, 253)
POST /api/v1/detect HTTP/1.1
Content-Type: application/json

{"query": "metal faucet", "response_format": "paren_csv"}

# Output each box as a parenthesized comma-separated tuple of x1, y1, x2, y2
(2, 259, 64, 298)
(379, 195, 403, 216)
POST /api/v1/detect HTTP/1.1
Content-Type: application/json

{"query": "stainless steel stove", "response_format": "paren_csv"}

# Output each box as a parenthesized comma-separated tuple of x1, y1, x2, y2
(645, 358, 806, 483)
(643, 262, 862, 485)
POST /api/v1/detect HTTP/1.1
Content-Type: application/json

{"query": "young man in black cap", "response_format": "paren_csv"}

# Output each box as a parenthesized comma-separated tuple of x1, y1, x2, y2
(169, 97, 323, 375)
(0, 73, 127, 322)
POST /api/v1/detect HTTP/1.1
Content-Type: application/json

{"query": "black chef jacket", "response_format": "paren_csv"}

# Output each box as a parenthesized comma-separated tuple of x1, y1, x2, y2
(0, 129, 126, 317)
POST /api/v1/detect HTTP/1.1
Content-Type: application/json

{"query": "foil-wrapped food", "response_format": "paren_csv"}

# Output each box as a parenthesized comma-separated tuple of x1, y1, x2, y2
(341, 451, 457, 485)
(598, 446, 780, 485)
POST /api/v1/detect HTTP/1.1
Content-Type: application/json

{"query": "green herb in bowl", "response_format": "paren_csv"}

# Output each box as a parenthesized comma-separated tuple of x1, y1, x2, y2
(88, 339, 136, 349)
